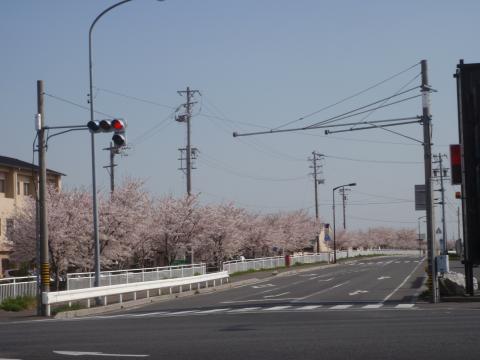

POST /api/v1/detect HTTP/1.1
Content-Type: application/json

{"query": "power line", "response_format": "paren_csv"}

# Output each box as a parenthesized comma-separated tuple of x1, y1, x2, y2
(272, 61, 420, 130)
(95, 87, 177, 110)
(43, 92, 115, 118)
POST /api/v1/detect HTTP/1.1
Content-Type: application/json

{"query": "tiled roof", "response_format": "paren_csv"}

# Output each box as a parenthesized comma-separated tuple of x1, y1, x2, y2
(0, 156, 65, 176)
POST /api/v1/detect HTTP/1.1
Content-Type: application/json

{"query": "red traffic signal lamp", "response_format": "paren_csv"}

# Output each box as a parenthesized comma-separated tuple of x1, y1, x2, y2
(87, 119, 127, 148)
(455, 191, 462, 199)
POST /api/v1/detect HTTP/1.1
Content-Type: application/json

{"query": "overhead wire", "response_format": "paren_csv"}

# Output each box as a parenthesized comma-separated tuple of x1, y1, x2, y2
(43, 92, 115, 118)
(271, 61, 420, 130)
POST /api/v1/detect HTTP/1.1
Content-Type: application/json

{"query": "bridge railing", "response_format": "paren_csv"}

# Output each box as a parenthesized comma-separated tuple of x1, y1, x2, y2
(66, 263, 207, 290)
(44, 271, 229, 316)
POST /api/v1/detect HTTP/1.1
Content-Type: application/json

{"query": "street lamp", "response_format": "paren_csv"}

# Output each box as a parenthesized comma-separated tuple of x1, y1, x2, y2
(332, 182, 356, 263)
(88, 0, 163, 289)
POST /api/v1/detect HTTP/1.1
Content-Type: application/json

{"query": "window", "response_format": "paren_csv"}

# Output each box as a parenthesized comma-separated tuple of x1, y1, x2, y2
(6, 219, 14, 237)
(17, 181, 20, 195)
(0, 172, 5, 193)
(23, 180, 30, 196)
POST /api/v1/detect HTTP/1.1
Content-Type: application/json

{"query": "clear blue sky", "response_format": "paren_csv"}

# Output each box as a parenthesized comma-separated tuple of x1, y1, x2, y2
(1, 0, 478, 236)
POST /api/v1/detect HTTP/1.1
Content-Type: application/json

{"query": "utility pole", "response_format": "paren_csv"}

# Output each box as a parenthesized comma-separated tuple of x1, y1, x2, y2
(309, 151, 324, 220)
(103, 142, 118, 194)
(37, 80, 50, 316)
(309, 151, 324, 253)
(433, 153, 449, 254)
(177, 87, 200, 196)
(421, 59, 438, 303)
(338, 187, 351, 229)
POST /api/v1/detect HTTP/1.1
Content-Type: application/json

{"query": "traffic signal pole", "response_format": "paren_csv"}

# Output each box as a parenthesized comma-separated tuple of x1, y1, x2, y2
(37, 80, 50, 316)
(421, 59, 438, 303)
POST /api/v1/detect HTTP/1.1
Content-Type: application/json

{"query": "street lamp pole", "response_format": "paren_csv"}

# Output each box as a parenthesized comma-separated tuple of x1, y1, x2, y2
(332, 183, 356, 263)
(88, 0, 133, 288)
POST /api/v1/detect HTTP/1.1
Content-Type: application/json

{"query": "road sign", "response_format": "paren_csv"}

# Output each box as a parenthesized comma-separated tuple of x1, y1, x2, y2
(436, 227, 442, 234)
(324, 234, 331, 241)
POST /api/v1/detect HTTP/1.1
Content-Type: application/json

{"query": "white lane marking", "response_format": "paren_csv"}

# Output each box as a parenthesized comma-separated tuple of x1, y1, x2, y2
(349, 290, 368, 296)
(168, 310, 197, 316)
(395, 304, 415, 309)
(264, 305, 292, 311)
(228, 307, 262, 312)
(252, 283, 275, 289)
(383, 258, 425, 303)
(404, 261, 411, 263)
(300, 273, 318, 277)
(220, 298, 299, 304)
(0, 358, 23, 360)
(296, 305, 323, 310)
(53, 351, 149, 357)
(363, 304, 383, 309)
(330, 305, 353, 310)
(293, 281, 350, 302)
(196, 308, 230, 314)
(264, 292, 290, 298)
(358, 262, 365, 265)
(132, 312, 168, 317)
(377, 276, 391, 280)
(318, 278, 334, 282)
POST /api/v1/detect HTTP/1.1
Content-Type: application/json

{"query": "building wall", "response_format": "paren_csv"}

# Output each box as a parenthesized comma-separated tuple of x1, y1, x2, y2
(0, 165, 61, 277)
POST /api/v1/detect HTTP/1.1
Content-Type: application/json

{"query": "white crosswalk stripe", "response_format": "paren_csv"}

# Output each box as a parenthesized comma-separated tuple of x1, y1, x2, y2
(195, 308, 230, 314)
(228, 307, 262, 313)
(330, 305, 353, 310)
(362, 304, 383, 309)
(297, 305, 323, 310)
(264, 306, 292, 311)
(395, 304, 415, 309)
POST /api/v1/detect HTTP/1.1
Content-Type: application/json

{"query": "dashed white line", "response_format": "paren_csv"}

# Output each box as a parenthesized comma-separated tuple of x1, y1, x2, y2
(264, 306, 292, 311)
(296, 305, 323, 310)
(196, 308, 230, 314)
(330, 305, 353, 310)
(168, 310, 197, 316)
(228, 307, 262, 313)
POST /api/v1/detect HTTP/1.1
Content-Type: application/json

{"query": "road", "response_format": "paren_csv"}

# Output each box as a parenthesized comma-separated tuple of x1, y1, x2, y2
(1, 255, 480, 360)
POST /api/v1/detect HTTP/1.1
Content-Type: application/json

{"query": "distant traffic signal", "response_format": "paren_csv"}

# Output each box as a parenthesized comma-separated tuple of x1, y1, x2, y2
(87, 119, 127, 148)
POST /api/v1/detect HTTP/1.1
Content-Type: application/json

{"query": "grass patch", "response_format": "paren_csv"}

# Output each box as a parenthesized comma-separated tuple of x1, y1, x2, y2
(0, 296, 36, 312)
(51, 303, 83, 316)
(230, 268, 274, 277)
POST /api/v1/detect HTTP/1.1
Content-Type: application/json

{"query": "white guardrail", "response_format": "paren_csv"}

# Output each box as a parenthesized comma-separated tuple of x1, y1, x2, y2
(43, 271, 229, 316)
(223, 249, 421, 274)
(0, 276, 37, 303)
(66, 263, 207, 290)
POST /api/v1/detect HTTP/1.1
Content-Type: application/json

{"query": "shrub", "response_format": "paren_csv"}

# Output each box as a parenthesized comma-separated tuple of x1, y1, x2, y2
(0, 296, 36, 312)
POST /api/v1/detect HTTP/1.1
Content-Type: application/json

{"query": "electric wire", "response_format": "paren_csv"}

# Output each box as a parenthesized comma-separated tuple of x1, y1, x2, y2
(43, 92, 115, 118)
(271, 61, 420, 130)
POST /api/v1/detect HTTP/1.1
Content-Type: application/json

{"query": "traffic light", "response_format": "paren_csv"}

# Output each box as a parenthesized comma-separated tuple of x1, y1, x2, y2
(455, 191, 462, 199)
(450, 144, 461, 185)
(87, 119, 127, 148)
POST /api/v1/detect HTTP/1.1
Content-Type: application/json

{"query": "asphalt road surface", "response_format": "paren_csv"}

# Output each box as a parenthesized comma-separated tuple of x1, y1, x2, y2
(2, 256, 480, 360)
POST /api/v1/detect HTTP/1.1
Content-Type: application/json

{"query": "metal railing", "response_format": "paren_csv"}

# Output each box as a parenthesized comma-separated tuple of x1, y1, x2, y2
(44, 271, 229, 317)
(223, 249, 421, 274)
(66, 263, 207, 290)
(0, 276, 37, 303)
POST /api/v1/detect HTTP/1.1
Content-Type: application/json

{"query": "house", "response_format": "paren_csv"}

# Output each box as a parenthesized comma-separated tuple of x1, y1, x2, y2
(0, 155, 64, 277)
